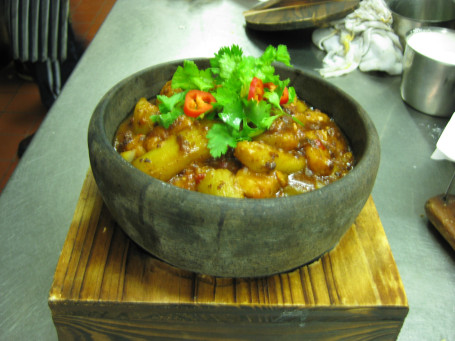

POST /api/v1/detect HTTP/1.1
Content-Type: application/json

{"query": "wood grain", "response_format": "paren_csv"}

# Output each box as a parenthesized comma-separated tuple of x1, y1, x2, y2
(425, 194, 455, 250)
(49, 170, 408, 340)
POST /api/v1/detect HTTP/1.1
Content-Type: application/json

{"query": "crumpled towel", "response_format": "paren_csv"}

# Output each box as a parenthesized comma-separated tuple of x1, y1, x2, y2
(312, 0, 403, 78)
(432, 113, 455, 163)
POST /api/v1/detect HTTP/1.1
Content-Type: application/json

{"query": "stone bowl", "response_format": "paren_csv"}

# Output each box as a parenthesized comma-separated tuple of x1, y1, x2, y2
(88, 59, 380, 278)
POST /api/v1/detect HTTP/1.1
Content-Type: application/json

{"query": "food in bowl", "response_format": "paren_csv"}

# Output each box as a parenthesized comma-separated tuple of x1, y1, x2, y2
(88, 50, 380, 277)
(113, 45, 354, 198)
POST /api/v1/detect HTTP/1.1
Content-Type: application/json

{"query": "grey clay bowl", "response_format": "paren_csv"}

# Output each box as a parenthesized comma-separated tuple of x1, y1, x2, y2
(88, 59, 380, 278)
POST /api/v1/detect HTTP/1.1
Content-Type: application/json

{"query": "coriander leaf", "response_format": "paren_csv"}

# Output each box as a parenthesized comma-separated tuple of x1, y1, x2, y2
(236, 56, 257, 84)
(276, 45, 291, 66)
(260, 45, 277, 65)
(263, 79, 287, 111)
(193, 68, 215, 91)
(263, 91, 282, 111)
(210, 45, 243, 79)
(206, 123, 238, 158)
(288, 86, 296, 103)
(151, 107, 183, 129)
(243, 99, 276, 130)
(218, 54, 240, 81)
(260, 45, 291, 67)
(212, 82, 244, 131)
(151, 92, 186, 128)
(219, 99, 244, 130)
(239, 121, 265, 139)
(263, 115, 279, 129)
(219, 111, 243, 130)
(259, 65, 276, 82)
(213, 85, 238, 106)
(157, 92, 186, 113)
(171, 60, 214, 91)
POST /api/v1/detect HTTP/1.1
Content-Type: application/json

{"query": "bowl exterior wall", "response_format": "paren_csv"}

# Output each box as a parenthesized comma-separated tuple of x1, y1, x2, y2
(88, 60, 380, 277)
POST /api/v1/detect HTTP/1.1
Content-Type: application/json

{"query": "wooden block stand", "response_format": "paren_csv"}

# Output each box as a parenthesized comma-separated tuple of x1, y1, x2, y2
(49, 170, 408, 340)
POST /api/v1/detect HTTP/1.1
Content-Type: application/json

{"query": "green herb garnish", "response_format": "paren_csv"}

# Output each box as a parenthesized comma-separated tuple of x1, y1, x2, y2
(151, 44, 296, 158)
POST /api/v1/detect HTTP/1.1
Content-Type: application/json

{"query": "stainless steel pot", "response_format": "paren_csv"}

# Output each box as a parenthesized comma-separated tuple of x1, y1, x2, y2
(400, 27, 455, 117)
(385, 0, 455, 46)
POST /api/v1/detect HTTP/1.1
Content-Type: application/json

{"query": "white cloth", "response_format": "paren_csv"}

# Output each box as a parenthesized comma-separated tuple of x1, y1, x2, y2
(312, 0, 403, 78)
(432, 113, 455, 162)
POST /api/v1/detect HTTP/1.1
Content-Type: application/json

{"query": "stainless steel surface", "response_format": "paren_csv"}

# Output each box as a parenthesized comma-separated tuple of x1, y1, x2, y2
(0, 0, 454, 339)
(385, 0, 455, 46)
(400, 28, 455, 117)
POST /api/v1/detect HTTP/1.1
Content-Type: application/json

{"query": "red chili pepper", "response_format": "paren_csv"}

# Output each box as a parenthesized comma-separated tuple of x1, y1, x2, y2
(184, 90, 216, 118)
(279, 86, 289, 105)
(264, 82, 289, 105)
(264, 82, 276, 91)
(248, 77, 264, 101)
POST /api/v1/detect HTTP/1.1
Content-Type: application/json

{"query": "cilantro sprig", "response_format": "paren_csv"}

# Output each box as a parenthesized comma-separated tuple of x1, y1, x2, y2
(151, 44, 296, 158)
(151, 92, 186, 129)
(172, 60, 214, 91)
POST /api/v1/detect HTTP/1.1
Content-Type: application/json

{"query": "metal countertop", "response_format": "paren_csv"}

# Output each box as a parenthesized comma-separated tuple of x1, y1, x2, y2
(1, 0, 454, 339)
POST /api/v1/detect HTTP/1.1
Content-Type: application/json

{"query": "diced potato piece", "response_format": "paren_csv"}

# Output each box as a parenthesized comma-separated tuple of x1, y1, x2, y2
(255, 131, 299, 151)
(283, 186, 305, 196)
(197, 169, 244, 198)
(275, 170, 288, 187)
(294, 108, 330, 127)
(132, 135, 179, 181)
(144, 126, 168, 151)
(295, 99, 308, 113)
(120, 150, 136, 163)
(234, 141, 305, 174)
(301, 129, 334, 176)
(132, 126, 210, 181)
(124, 134, 146, 158)
(159, 80, 183, 97)
(236, 168, 282, 198)
(169, 115, 194, 134)
(302, 129, 328, 142)
(305, 144, 333, 176)
(132, 97, 158, 135)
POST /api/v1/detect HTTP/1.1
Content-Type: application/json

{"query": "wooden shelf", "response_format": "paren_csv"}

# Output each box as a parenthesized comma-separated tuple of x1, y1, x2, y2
(49, 170, 408, 340)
